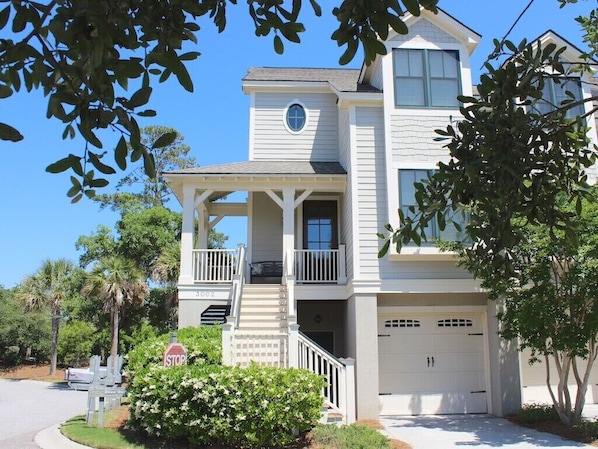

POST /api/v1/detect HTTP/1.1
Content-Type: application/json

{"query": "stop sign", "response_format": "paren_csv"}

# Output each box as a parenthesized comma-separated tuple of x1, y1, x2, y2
(163, 342, 187, 367)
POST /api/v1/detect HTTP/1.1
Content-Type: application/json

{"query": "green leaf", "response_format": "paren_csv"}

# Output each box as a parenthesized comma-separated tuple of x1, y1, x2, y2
(152, 132, 177, 149)
(309, 0, 322, 16)
(46, 154, 81, 174)
(115, 136, 128, 170)
(0, 122, 23, 141)
(87, 152, 116, 175)
(137, 109, 157, 117)
(0, 6, 10, 29)
(128, 87, 152, 109)
(402, 0, 422, 16)
(77, 123, 103, 149)
(378, 240, 390, 258)
(0, 85, 13, 99)
(143, 150, 156, 178)
(274, 35, 284, 55)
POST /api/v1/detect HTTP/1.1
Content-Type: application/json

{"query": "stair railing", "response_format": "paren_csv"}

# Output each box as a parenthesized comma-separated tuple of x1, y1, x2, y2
(297, 332, 356, 424)
(230, 243, 246, 330)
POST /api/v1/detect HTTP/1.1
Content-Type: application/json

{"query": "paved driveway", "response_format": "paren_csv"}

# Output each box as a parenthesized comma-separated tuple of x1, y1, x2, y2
(0, 379, 87, 449)
(381, 414, 592, 448)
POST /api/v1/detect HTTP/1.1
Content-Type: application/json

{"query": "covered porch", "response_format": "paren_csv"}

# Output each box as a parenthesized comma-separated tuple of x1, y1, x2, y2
(164, 161, 348, 290)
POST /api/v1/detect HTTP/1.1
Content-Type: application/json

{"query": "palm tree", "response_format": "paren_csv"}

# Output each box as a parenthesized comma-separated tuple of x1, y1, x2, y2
(83, 256, 147, 368)
(151, 242, 180, 328)
(17, 259, 79, 375)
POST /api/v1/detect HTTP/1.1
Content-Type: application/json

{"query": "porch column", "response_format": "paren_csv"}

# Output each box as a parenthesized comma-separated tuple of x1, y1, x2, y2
(346, 293, 379, 420)
(197, 204, 209, 250)
(282, 188, 295, 276)
(179, 184, 196, 284)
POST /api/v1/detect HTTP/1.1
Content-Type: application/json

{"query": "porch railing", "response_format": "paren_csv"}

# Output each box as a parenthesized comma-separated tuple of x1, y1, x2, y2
(192, 249, 238, 283)
(298, 332, 355, 423)
(293, 245, 346, 284)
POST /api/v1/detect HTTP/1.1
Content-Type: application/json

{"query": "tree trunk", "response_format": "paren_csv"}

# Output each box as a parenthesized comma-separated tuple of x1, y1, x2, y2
(110, 307, 120, 373)
(49, 304, 60, 375)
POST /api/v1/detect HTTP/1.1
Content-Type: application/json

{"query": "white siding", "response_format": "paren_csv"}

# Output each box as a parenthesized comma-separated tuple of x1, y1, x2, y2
(370, 63, 384, 91)
(252, 92, 339, 161)
(390, 115, 453, 165)
(250, 192, 283, 262)
(389, 18, 459, 45)
(353, 106, 387, 279)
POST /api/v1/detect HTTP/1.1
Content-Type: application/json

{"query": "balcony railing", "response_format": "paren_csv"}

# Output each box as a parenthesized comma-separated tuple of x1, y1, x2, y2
(293, 246, 346, 284)
(192, 249, 238, 283)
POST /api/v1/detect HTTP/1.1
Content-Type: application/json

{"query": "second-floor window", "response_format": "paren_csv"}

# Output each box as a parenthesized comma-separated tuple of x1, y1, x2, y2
(393, 49, 461, 108)
(532, 77, 584, 119)
(399, 169, 468, 244)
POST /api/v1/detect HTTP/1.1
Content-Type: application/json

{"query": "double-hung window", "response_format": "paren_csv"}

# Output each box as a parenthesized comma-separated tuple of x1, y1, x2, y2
(393, 49, 461, 108)
(399, 169, 468, 244)
(532, 77, 584, 119)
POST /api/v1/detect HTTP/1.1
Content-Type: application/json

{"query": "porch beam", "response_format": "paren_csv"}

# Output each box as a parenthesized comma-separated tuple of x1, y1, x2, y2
(208, 202, 247, 216)
(209, 215, 224, 228)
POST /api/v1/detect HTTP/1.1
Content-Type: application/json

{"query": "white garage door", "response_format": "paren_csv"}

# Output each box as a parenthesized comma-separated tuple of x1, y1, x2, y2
(378, 313, 487, 415)
(520, 348, 598, 405)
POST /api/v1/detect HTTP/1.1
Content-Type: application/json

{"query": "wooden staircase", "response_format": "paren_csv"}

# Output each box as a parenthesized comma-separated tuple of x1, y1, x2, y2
(227, 284, 290, 367)
(236, 285, 288, 332)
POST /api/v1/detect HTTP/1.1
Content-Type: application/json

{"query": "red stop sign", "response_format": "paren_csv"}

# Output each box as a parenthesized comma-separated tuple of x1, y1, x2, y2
(163, 343, 187, 367)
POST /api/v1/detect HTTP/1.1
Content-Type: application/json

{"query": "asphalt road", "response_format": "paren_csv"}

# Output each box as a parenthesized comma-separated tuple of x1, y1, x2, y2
(0, 378, 88, 449)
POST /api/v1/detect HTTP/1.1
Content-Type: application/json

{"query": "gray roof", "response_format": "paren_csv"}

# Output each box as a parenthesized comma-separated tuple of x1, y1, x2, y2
(166, 161, 347, 176)
(243, 67, 380, 93)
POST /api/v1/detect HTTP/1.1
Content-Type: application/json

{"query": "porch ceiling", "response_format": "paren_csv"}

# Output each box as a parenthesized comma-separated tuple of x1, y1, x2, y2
(165, 161, 348, 206)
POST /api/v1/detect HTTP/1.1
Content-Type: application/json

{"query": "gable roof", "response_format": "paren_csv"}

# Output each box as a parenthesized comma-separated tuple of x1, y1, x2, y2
(243, 67, 380, 93)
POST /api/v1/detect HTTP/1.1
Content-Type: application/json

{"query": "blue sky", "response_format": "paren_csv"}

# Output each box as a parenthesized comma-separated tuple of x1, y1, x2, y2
(0, 0, 594, 288)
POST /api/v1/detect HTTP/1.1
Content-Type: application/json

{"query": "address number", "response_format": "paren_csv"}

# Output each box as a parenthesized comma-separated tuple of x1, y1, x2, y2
(196, 291, 215, 297)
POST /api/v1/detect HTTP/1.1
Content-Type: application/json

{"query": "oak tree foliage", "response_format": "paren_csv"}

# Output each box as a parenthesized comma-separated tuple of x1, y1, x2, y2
(0, 0, 438, 200)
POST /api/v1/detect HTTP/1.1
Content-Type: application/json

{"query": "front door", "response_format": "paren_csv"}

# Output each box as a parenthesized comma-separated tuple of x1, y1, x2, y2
(303, 201, 338, 250)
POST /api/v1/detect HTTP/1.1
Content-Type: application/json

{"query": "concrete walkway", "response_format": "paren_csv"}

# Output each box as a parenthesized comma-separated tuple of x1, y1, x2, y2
(380, 414, 592, 449)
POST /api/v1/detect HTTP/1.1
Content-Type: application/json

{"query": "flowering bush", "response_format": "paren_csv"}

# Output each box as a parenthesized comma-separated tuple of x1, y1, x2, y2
(128, 363, 325, 447)
(125, 326, 222, 383)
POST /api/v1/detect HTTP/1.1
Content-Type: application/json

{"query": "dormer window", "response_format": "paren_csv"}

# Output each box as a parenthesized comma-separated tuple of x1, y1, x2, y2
(532, 77, 584, 119)
(285, 102, 306, 133)
(393, 49, 461, 108)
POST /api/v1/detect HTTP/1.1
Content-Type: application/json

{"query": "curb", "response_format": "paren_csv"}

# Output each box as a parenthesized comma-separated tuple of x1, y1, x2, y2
(35, 424, 93, 449)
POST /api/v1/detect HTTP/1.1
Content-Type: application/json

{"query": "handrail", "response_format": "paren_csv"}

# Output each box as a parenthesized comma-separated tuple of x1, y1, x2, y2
(298, 332, 352, 420)
(293, 246, 346, 284)
(192, 249, 238, 283)
(230, 244, 246, 329)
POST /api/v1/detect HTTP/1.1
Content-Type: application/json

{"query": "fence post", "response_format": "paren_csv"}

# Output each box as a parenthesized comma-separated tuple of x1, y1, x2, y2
(339, 357, 356, 424)
(222, 321, 233, 366)
(288, 322, 300, 368)
(338, 245, 347, 285)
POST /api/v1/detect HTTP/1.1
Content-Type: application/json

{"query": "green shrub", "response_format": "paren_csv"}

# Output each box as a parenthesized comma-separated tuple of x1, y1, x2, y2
(128, 363, 325, 448)
(58, 320, 95, 367)
(517, 402, 560, 423)
(125, 326, 221, 382)
(312, 423, 392, 449)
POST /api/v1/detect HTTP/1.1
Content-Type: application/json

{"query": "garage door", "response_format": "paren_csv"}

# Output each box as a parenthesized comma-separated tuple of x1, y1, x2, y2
(520, 348, 598, 405)
(378, 313, 487, 415)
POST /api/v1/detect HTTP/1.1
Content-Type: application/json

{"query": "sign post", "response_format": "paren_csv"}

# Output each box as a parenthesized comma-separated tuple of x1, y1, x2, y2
(163, 334, 187, 367)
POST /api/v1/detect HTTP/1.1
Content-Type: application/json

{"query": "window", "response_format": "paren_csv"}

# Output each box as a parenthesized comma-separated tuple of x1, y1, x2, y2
(286, 103, 306, 132)
(393, 49, 461, 108)
(532, 77, 584, 119)
(399, 169, 468, 244)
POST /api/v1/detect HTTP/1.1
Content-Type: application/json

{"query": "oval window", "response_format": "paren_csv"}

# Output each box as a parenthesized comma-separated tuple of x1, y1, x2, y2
(286, 103, 306, 132)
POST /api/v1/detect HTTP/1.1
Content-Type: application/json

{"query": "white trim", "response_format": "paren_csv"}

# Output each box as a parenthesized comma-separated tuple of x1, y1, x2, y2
(283, 99, 309, 135)
(348, 105, 361, 279)
(248, 92, 256, 160)
(378, 305, 487, 313)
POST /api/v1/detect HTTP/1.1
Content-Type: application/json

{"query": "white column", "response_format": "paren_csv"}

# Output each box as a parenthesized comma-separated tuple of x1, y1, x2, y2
(339, 357, 356, 424)
(288, 322, 299, 368)
(197, 204, 209, 250)
(179, 184, 196, 284)
(282, 188, 295, 276)
(346, 293, 379, 420)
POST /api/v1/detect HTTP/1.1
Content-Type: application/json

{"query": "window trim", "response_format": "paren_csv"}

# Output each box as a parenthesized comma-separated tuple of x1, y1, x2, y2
(531, 76, 584, 119)
(392, 48, 462, 109)
(283, 100, 308, 134)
